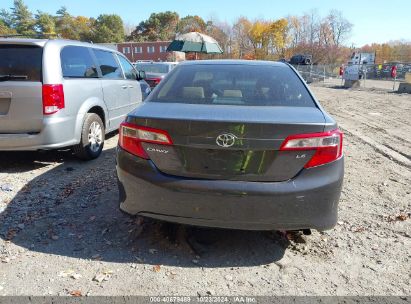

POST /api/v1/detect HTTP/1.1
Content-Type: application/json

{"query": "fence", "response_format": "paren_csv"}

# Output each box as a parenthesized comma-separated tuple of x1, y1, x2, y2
(292, 63, 411, 83)
(358, 63, 411, 80)
(292, 64, 341, 83)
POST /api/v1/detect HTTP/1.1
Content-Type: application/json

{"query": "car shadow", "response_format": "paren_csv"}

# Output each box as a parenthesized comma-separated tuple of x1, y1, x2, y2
(0, 132, 119, 174)
(328, 85, 346, 90)
(0, 150, 73, 173)
(0, 145, 288, 268)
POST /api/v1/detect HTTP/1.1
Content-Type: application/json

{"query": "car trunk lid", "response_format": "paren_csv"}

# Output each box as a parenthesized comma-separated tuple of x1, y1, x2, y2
(127, 102, 326, 181)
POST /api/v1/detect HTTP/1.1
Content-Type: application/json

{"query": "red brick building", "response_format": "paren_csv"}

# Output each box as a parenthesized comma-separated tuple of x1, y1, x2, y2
(117, 41, 169, 62)
(96, 41, 182, 63)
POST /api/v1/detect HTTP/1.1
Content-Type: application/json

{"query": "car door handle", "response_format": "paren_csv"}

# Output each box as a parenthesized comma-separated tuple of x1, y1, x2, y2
(121, 85, 128, 89)
(128, 85, 134, 88)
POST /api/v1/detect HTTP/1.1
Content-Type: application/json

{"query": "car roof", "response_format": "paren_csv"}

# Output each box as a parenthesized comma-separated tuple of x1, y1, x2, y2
(0, 38, 48, 47)
(136, 62, 178, 65)
(178, 59, 288, 67)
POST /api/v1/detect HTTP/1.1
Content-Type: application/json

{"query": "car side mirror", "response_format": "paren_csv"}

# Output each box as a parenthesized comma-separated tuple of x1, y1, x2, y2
(136, 71, 146, 81)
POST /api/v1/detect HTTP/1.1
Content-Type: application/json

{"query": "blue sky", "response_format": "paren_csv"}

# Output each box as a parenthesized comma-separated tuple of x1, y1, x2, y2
(4, 0, 410, 46)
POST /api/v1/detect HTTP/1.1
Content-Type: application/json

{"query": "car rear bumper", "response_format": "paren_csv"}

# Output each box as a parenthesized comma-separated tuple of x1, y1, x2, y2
(0, 116, 78, 151)
(116, 147, 344, 231)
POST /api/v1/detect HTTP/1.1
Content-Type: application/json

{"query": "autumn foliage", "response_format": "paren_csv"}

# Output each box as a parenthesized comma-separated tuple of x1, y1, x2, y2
(1, 1, 410, 64)
(0, 0, 124, 43)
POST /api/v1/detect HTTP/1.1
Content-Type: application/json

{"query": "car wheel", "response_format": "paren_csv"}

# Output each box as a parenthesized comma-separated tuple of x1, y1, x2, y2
(73, 113, 105, 160)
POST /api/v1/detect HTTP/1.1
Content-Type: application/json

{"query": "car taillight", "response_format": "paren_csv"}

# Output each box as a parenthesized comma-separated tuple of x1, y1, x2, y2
(42, 84, 65, 115)
(280, 129, 343, 168)
(119, 122, 172, 159)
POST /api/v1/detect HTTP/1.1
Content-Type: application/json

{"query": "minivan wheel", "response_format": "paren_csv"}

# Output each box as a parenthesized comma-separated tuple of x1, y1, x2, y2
(73, 113, 105, 160)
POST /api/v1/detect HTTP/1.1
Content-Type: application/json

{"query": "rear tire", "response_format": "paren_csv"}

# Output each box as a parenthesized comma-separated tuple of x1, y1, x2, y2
(73, 113, 105, 160)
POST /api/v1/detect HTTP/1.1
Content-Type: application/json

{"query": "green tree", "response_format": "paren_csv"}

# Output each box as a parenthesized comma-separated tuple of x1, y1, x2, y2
(0, 9, 13, 27)
(54, 7, 94, 41)
(177, 15, 206, 34)
(10, 0, 36, 36)
(0, 19, 16, 35)
(35, 11, 56, 36)
(128, 11, 179, 41)
(55, 6, 77, 39)
(92, 14, 124, 43)
(74, 16, 95, 42)
(56, 6, 69, 18)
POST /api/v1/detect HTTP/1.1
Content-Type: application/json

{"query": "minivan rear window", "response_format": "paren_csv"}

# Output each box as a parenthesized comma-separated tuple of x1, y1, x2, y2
(149, 64, 315, 107)
(0, 45, 42, 81)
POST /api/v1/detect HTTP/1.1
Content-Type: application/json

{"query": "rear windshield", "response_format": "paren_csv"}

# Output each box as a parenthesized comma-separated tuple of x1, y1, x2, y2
(149, 64, 315, 107)
(0, 45, 42, 81)
(136, 63, 170, 74)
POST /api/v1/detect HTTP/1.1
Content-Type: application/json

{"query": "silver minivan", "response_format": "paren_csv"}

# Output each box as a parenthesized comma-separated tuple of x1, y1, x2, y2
(0, 38, 145, 160)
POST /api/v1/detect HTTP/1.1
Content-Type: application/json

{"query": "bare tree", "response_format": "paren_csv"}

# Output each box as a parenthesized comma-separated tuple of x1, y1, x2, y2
(327, 10, 353, 47)
(210, 20, 232, 57)
(307, 10, 320, 46)
(287, 15, 303, 49)
(232, 17, 253, 58)
(123, 22, 136, 36)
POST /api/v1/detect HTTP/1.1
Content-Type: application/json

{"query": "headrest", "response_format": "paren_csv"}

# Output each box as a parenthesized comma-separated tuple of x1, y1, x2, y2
(182, 87, 205, 99)
(223, 90, 243, 98)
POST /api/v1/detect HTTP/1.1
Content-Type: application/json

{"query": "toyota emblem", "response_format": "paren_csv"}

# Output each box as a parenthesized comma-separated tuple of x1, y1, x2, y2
(216, 133, 237, 147)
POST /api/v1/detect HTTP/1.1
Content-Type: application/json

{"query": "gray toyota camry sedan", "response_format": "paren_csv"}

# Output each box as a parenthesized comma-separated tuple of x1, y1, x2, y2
(116, 60, 344, 231)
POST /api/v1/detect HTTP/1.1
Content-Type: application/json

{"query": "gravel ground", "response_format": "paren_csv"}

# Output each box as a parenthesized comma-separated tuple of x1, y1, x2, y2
(0, 83, 410, 296)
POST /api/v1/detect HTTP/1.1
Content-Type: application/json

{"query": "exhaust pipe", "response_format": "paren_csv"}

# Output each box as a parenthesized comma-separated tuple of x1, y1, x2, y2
(302, 229, 312, 236)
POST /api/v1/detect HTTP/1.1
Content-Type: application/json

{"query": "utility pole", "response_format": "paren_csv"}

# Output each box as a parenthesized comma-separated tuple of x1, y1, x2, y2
(130, 43, 135, 63)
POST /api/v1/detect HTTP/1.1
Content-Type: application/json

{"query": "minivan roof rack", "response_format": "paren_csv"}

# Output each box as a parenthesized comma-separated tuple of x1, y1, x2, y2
(0, 33, 61, 39)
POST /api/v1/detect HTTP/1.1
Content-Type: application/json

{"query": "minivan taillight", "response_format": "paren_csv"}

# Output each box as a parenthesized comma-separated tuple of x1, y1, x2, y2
(146, 77, 162, 87)
(119, 122, 173, 159)
(280, 129, 343, 168)
(42, 84, 65, 115)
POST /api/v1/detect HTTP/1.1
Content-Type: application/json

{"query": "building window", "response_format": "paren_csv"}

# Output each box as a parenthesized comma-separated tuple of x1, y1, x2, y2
(159, 45, 167, 53)
(135, 46, 142, 53)
(122, 47, 130, 54)
(147, 46, 155, 53)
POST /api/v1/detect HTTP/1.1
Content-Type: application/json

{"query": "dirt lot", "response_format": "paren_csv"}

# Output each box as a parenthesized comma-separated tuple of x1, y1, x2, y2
(0, 83, 410, 296)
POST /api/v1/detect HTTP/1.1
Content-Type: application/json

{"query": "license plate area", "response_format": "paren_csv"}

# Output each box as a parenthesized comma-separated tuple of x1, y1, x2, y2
(200, 149, 246, 172)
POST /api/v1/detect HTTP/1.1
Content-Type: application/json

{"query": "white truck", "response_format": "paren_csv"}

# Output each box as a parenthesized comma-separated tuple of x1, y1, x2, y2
(348, 52, 376, 65)
(343, 52, 376, 81)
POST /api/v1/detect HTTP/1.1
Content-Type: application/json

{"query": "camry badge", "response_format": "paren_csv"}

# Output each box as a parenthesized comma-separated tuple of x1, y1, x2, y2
(216, 133, 237, 148)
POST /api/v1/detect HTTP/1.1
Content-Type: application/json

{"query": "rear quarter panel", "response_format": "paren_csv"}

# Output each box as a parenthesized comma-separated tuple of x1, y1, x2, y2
(64, 79, 107, 141)
(288, 64, 338, 131)
(42, 42, 108, 142)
